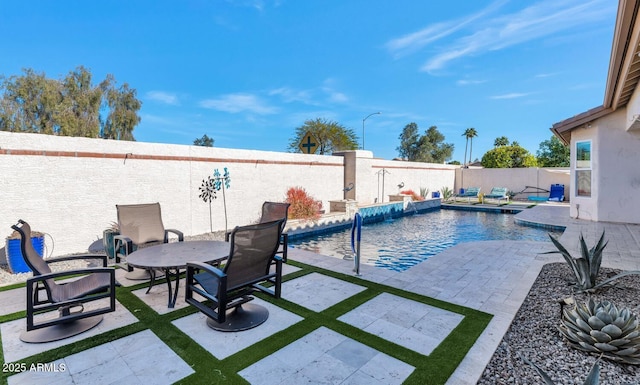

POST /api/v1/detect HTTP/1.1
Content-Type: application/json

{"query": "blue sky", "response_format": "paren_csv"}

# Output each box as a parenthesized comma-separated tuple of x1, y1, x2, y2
(1, 0, 617, 162)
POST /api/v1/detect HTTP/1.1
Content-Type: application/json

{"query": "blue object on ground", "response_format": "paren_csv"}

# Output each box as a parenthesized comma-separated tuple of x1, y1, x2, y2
(6, 235, 44, 274)
(548, 184, 565, 202)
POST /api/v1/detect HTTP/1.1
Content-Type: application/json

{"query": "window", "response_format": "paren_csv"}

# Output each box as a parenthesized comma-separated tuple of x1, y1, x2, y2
(575, 141, 591, 197)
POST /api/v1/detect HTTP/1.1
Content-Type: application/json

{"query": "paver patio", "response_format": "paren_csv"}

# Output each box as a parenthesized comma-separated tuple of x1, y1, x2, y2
(1, 204, 638, 384)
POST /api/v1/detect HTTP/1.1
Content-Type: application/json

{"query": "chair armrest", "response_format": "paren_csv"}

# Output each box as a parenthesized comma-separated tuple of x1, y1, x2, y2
(27, 267, 116, 284)
(186, 261, 224, 278)
(46, 254, 108, 267)
(165, 229, 184, 242)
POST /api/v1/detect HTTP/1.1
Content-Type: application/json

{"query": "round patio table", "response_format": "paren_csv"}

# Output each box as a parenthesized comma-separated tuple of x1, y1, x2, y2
(127, 240, 229, 308)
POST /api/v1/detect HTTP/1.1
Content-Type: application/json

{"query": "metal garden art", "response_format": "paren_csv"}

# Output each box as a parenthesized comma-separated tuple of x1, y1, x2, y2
(199, 167, 231, 233)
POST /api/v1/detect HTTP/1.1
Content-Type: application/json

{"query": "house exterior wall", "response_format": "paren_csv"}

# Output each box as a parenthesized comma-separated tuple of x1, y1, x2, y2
(583, 108, 640, 223)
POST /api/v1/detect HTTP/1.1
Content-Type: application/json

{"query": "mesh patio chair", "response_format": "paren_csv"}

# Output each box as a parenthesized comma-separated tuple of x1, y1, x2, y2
(226, 201, 290, 262)
(11, 220, 117, 343)
(186, 219, 284, 331)
(114, 203, 184, 279)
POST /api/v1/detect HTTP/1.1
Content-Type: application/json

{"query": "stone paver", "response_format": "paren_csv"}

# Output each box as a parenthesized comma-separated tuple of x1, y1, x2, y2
(239, 326, 414, 385)
(281, 272, 367, 312)
(338, 292, 463, 356)
(7, 330, 194, 385)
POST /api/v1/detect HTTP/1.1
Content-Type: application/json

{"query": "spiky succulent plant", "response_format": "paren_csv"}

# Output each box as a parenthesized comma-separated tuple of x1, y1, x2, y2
(559, 298, 640, 365)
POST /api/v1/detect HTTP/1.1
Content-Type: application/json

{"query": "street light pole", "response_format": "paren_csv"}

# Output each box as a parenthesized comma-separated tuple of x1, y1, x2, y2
(362, 112, 381, 150)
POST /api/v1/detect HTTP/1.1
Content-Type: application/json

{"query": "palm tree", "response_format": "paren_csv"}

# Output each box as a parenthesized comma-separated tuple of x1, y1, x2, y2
(462, 128, 478, 167)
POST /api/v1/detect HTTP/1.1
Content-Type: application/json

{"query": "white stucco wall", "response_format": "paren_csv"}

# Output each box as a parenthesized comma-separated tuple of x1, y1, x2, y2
(454, 167, 570, 201)
(584, 109, 640, 223)
(0, 132, 344, 256)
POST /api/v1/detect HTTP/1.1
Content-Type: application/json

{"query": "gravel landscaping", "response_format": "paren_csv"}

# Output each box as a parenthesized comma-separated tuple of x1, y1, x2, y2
(478, 263, 640, 385)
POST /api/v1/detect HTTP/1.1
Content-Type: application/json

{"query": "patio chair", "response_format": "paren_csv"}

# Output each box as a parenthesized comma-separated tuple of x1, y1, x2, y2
(186, 219, 284, 332)
(114, 203, 184, 279)
(548, 184, 565, 202)
(453, 187, 481, 203)
(482, 187, 510, 204)
(11, 220, 117, 343)
(226, 201, 290, 262)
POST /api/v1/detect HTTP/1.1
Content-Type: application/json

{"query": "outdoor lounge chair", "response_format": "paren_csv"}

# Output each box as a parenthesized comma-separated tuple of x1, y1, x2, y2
(548, 184, 565, 202)
(482, 187, 509, 204)
(226, 201, 290, 262)
(453, 187, 481, 203)
(11, 220, 117, 343)
(114, 203, 184, 279)
(186, 219, 284, 332)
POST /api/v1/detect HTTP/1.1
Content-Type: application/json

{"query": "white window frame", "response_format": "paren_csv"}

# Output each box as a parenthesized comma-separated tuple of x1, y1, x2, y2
(575, 140, 592, 197)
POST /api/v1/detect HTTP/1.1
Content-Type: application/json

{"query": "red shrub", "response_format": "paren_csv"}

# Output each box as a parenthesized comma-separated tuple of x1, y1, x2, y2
(400, 189, 424, 201)
(285, 187, 323, 220)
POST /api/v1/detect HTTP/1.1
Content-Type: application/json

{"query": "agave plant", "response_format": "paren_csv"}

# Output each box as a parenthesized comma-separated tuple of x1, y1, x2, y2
(559, 298, 640, 365)
(520, 353, 600, 384)
(546, 231, 640, 292)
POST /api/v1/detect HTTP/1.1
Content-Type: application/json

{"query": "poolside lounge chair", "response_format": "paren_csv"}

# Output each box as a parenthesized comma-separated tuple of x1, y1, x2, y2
(186, 219, 284, 331)
(114, 203, 184, 279)
(11, 220, 117, 343)
(482, 187, 509, 204)
(548, 184, 565, 202)
(453, 187, 481, 203)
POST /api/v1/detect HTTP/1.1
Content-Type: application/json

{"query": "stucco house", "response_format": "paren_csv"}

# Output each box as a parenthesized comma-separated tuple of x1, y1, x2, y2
(551, 0, 640, 224)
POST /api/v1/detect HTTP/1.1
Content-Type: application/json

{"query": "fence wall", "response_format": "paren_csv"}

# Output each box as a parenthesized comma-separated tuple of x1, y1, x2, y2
(1, 131, 570, 258)
(1, 132, 347, 257)
(454, 167, 571, 201)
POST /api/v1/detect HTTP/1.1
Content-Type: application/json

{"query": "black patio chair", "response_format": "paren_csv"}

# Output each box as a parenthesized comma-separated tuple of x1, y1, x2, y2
(114, 202, 184, 279)
(226, 201, 290, 262)
(11, 220, 117, 343)
(186, 219, 284, 331)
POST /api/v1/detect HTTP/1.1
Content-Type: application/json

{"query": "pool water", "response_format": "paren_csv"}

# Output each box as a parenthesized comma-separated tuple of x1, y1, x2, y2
(290, 209, 562, 272)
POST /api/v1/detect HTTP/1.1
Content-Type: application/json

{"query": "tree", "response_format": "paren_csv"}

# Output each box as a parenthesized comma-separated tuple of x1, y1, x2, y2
(0, 66, 142, 139)
(494, 136, 509, 147)
(481, 143, 537, 168)
(537, 135, 570, 167)
(397, 123, 453, 163)
(397, 122, 421, 160)
(287, 118, 358, 154)
(462, 127, 478, 167)
(102, 77, 141, 140)
(194, 134, 214, 147)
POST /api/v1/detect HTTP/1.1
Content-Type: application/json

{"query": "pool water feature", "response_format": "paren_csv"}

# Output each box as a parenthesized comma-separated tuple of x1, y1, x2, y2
(290, 209, 562, 272)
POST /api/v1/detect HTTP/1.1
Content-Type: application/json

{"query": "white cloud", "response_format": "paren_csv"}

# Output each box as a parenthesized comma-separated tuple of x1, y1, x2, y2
(321, 78, 349, 104)
(199, 93, 277, 114)
(146, 91, 179, 105)
(457, 79, 487, 86)
(268, 87, 314, 104)
(386, 0, 615, 73)
(490, 92, 531, 100)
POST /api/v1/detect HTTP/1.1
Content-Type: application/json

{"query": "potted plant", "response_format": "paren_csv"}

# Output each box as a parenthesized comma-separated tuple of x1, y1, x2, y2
(5, 229, 45, 274)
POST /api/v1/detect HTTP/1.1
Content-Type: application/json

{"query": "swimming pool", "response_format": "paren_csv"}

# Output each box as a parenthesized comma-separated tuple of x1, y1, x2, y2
(289, 209, 563, 272)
